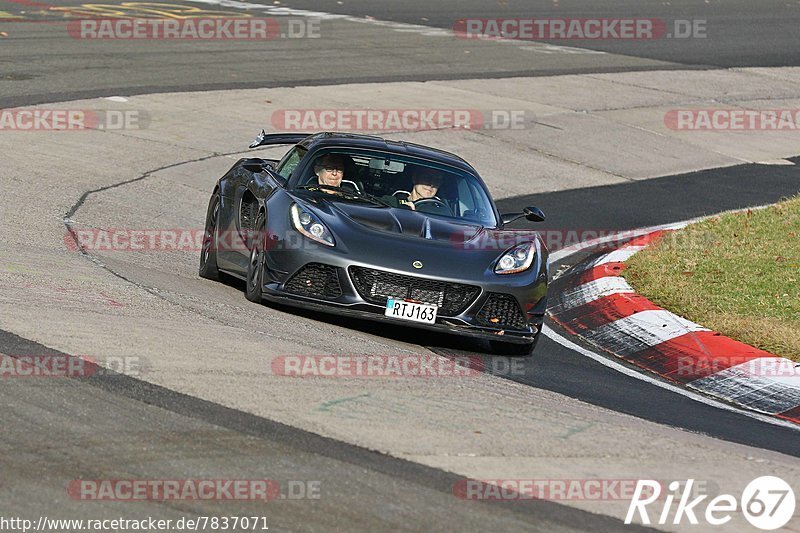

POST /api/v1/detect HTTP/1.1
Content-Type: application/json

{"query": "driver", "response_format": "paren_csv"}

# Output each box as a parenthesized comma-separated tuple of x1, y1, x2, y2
(314, 154, 346, 193)
(391, 168, 443, 210)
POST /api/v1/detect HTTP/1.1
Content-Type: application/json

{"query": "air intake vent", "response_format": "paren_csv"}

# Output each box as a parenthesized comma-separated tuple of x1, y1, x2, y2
(285, 263, 342, 299)
(476, 293, 528, 330)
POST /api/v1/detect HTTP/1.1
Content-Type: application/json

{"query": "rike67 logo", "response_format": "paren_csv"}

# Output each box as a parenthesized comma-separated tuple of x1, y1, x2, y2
(626, 477, 795, 530)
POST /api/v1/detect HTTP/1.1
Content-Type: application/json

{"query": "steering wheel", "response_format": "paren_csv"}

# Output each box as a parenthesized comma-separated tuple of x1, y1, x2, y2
(413, 197, 451, 216)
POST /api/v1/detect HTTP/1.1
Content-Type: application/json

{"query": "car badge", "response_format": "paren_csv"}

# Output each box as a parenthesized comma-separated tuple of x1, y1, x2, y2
(412, 261, 423, 269)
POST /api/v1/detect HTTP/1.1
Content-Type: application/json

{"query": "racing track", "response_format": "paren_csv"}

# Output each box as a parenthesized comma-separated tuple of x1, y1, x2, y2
(3, 0, 800, 107)
(2, 1, 800, 531)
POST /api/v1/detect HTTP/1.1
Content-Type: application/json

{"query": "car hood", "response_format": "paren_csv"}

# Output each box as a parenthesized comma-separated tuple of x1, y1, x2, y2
(285, 193, 544, 278)
(293, 193, 541, 254)
(335, 201, 485, 243)
(294, 194, 482, 244)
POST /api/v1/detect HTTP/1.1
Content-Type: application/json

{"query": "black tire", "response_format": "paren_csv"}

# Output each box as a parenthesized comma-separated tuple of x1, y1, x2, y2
(199, 193, 221, 280)
(245, 212, 266, 303)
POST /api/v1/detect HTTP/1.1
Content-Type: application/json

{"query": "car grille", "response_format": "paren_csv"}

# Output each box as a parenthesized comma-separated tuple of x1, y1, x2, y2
(348, 267, 479, 316)
(284, 263, 342, 299)
(476, 293, 528, 330)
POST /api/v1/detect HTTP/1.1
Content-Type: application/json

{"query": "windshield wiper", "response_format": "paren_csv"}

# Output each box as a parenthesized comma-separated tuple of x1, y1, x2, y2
(296, 185, 392, 208)
(354, 190, 394, 208)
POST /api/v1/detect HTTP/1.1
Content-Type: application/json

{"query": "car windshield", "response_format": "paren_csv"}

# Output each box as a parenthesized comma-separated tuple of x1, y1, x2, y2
(294, 149, 497, 226)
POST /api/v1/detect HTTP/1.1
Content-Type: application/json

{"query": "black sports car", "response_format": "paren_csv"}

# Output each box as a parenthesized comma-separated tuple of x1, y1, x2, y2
(200, 131, 548, 354)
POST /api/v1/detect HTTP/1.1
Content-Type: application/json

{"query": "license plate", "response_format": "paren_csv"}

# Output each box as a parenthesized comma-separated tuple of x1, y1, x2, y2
(385, 297, 438, 324)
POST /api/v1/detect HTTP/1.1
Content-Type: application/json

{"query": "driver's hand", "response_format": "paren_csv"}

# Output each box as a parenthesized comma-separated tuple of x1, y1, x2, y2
(401, 200, 416, 210)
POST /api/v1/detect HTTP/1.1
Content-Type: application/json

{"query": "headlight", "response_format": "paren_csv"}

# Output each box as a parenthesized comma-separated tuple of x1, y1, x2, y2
(290, 204, 335, 247)
(495, 242, 535, 275)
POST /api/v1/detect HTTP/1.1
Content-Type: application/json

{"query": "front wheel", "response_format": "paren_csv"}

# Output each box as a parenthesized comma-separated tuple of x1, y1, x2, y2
(245, 212, 266, 303)
(199, 193, 220, 280)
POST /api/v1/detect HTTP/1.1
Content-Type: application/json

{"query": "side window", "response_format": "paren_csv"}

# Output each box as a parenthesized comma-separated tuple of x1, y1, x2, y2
(455, 178, 493, 224)
(456, 177, 476, 217)
(275, 147, 307, 178)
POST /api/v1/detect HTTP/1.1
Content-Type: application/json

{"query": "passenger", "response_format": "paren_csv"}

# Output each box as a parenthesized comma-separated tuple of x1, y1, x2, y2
(387, 167, 443, 210)
(314, 154, 346, 192)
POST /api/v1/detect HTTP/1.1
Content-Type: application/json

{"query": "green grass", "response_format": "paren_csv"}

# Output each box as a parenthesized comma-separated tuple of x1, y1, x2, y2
(623, 195, 800, 362)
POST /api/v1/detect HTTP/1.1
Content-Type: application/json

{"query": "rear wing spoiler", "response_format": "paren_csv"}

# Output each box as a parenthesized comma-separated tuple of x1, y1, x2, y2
(249, 130, 312, 149)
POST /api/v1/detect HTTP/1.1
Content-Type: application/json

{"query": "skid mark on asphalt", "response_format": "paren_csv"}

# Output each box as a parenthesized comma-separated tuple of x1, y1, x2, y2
(558, 422, 596, 440)
(317, 393, 371, 415)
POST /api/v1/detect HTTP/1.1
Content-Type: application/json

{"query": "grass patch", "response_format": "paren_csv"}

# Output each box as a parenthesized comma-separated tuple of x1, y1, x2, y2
(623, 195, 800, 362)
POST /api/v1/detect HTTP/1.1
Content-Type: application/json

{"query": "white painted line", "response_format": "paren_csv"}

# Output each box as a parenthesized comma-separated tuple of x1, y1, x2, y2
(543, 325, 799, 431)
(186, 0, 349, 18)
(184, 0, 607, 55)
(584, 309, 709, 357)
(757, 159, 796, 166)
(549, 276, 634, 314)
(520, 44, 606, 55)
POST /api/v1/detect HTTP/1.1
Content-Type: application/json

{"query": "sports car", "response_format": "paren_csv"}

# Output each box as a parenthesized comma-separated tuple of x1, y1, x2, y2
(199, 131, 548, 354)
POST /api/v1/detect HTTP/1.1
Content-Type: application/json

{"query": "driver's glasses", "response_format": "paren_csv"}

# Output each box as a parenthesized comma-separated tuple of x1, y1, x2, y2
(323, 167, 344, 175)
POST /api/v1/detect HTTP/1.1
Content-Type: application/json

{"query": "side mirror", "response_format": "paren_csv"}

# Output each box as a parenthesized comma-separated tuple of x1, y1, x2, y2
(524, 206, 546, 222)
(501, 206, 546, 225)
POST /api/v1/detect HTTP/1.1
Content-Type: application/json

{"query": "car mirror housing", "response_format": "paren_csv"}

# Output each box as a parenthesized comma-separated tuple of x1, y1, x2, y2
(501, 206, 546, 225)
(524, 206, 546, 222)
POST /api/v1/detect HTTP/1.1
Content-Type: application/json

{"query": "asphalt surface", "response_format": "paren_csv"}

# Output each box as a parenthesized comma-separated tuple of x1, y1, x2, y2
(4, 0, 800, 107)
(1, 331, 639, 532)
(279, 0, 800, 68)
(495, 156, 800, 233)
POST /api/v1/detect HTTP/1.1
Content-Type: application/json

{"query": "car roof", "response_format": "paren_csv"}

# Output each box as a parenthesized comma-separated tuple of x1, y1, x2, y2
(296, 132, 479, 176)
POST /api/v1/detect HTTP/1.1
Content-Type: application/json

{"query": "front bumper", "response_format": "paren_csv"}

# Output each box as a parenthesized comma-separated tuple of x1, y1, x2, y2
(262, 288, 540, 344)
(260, 255, 547, 344)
